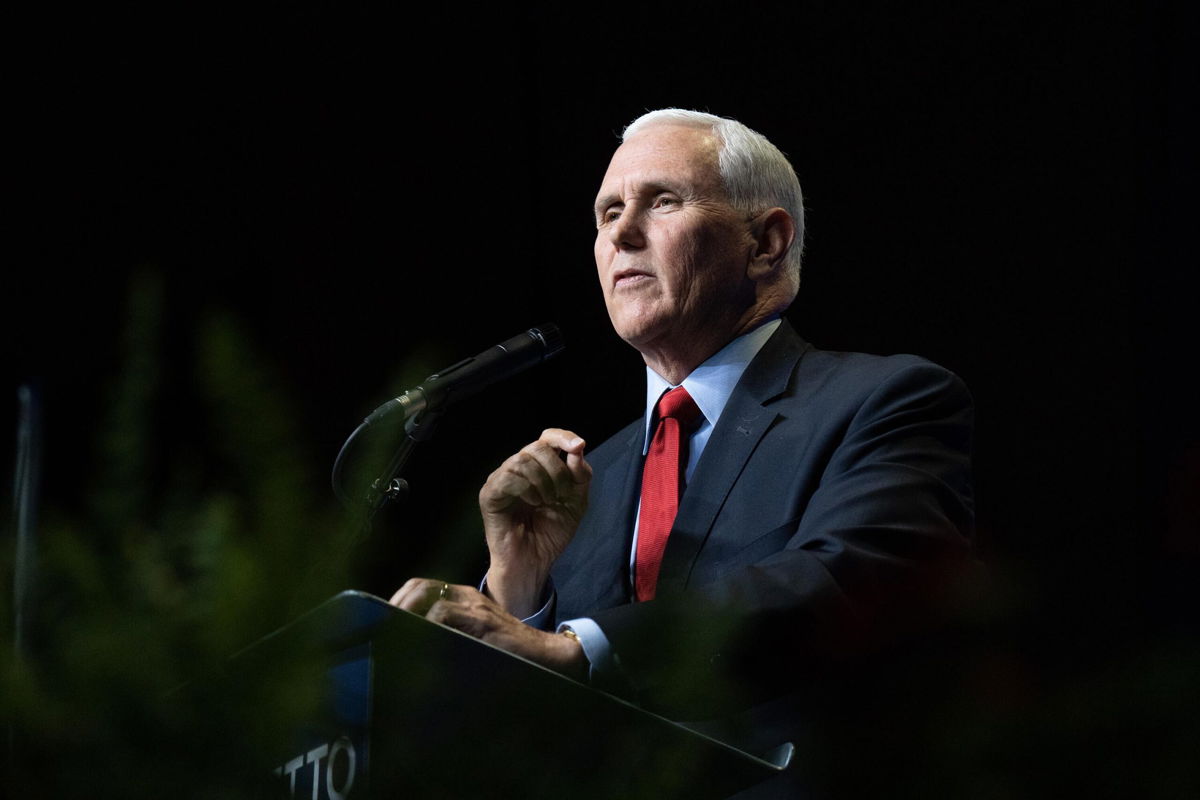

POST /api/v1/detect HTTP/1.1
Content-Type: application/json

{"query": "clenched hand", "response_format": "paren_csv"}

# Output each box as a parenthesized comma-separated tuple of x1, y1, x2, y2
(479, 428, 591, 618)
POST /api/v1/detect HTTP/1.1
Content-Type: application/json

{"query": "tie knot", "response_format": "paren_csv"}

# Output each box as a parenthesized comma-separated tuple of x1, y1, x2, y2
(656, 387, 702, 428)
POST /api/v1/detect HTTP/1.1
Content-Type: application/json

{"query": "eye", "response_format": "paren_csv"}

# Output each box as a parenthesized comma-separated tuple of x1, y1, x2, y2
(599, 207, 623, 226)
(652, 194, 680, 210)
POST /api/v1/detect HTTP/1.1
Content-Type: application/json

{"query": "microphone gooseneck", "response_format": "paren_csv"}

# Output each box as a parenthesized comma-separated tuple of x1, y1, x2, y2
(332, 324, 565, 512)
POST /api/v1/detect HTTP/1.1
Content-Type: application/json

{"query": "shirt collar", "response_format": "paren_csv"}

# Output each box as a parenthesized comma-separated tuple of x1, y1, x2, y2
(642, 319, 782, 450)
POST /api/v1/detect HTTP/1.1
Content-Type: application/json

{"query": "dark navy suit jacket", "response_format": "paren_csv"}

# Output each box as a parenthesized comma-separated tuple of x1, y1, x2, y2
(549, 321, 974, 792)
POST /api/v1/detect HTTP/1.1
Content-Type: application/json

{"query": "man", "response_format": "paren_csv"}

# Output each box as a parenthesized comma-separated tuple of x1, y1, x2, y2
(391, 109, 974, 794)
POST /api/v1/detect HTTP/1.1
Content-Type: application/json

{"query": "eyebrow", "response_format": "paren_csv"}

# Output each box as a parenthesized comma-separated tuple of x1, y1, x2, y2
(593, 194, 620, 219)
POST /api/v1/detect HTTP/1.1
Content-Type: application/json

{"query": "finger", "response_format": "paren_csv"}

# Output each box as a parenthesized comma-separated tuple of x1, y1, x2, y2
(389, 577, 446, 615)
(480, 431, 586, 510)
(537, 428, 590, 487)
(482, 452, 551, 508)
(484, 455, 549, 506)
(564, 451, 592, 485)
(538, 428, 586, 455)
(512, 450, 564, 505)
(428, 602, 482, 638)
(519, 441, 579, 500)
(427, 592, 512, 639)
(388, 577, 427, 606)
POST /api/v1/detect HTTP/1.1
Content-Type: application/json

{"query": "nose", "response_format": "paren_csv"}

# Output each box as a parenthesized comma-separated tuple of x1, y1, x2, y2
(607, 206, 646, 250)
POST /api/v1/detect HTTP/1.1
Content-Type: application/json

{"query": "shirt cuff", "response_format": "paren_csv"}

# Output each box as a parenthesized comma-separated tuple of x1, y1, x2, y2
(479, 573, 556, 630)
(557, 617, 616, 683)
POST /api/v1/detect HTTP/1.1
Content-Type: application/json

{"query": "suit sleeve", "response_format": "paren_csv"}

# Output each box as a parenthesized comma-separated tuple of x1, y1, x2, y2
(586, 361, 975, 717)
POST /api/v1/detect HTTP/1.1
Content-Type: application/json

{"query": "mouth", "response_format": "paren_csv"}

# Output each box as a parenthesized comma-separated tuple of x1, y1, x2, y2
(613, 268, 653, 288)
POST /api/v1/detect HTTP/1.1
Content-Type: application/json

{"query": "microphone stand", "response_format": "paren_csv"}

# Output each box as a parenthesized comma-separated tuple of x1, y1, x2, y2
(331, 402, 446, 536)
(362, 407, 444, 518)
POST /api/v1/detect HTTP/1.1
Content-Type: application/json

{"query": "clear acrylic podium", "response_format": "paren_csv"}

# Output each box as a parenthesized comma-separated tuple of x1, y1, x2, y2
(229, 590, 792, 799)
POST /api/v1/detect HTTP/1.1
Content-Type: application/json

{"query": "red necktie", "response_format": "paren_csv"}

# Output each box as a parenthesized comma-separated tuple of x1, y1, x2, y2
(635, 387, 702, 602)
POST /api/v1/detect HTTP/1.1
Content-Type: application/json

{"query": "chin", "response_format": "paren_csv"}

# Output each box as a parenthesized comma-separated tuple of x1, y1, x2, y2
(613, 322, 673, 355)
(608, 309, 651, 338)
(608, 300, 667, 339)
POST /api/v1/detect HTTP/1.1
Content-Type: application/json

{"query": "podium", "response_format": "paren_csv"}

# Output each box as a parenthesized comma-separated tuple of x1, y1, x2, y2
(230, 591, 792, 799)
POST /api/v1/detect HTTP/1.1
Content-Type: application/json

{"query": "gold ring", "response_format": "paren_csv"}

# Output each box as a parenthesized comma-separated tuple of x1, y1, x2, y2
(438, 582, 450, 600)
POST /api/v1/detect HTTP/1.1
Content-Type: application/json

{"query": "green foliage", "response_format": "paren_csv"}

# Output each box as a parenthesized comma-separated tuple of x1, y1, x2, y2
(2, 270, 354, 797)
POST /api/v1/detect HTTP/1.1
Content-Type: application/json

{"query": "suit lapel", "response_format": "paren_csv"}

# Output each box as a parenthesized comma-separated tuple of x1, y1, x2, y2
(655, 322, 811, 595)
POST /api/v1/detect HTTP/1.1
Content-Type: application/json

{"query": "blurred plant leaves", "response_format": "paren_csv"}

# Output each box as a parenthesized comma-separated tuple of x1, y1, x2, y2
(2, 269, 353, 797)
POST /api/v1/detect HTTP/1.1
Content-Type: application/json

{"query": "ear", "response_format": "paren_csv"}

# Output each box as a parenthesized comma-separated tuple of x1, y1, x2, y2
(746, 208, 796, 282)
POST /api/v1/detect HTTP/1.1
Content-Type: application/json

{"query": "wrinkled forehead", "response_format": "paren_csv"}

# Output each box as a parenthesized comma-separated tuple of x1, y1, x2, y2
(597, 123, 725, 198)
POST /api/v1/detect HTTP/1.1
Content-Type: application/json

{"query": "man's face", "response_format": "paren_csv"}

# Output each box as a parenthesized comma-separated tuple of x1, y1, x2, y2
(593, 124, 757, 357)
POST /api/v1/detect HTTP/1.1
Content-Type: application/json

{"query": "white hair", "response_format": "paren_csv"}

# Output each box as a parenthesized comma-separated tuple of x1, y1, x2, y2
(623, 108, 806, 284)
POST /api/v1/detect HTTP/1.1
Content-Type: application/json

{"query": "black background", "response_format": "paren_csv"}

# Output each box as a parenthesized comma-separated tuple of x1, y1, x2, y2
(6, 0, 1198, 776)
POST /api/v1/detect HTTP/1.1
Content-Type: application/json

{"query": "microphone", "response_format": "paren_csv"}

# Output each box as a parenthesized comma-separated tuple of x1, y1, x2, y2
(362, 324, 565, 426)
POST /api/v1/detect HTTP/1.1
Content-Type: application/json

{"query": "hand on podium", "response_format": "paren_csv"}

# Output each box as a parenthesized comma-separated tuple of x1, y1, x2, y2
(390, 427, 591, 683)
(389, 579, 587, 682)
